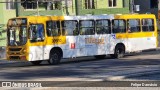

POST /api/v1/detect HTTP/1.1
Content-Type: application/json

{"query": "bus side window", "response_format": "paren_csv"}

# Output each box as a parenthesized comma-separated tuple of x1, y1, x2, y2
(96, 19, 111, 34)
(127, 19, 140, 33)
(37, 24, 44, 40)
(142, 19, 154, 32)
(52, 21, 61, 36)
(61, 20, 79, 36)
(46, 21, 61, 36)
(79, 20, 95, 35)
(112, 20, 126, 33)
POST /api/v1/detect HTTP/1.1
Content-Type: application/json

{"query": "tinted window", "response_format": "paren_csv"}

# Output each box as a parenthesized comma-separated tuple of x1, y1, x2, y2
(79, 20, 95, 35)
(112, 20, 126, 33)
(142, 19, 154, 32)
(127, 19, 140, 33)
(61, 20, 79, 36)
(46, 21, 61, 36)
(96, 19, 111, 34)
(29, 24, 44, 42)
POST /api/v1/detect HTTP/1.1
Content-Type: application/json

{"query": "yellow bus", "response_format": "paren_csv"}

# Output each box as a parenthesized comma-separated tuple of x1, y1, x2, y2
(6, 14, 158, 65)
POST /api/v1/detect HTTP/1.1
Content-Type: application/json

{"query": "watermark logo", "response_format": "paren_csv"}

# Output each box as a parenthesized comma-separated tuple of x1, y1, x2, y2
(1, 82, 42, 88)
(2, 82, 11, 87)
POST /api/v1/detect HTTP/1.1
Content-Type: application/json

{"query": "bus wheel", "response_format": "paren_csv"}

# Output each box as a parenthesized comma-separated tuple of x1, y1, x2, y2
(31, 61, 42, 65)
(94, 55, 106, 59)
(113, 45, 125, 59)
(48, 50, 62, 65)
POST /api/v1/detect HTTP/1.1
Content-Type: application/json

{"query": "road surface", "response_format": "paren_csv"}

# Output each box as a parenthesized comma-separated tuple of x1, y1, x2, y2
(0, 49, 159, 82)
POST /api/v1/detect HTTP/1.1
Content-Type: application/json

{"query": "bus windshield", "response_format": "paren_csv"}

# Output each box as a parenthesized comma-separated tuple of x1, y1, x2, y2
(7, 26, 27, 46)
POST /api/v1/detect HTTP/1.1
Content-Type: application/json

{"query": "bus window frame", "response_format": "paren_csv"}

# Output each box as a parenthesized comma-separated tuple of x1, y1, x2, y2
(127, 19, 141, 33)
(141, 18, 155, 32)
(112, 19, 126, 34)
(95, 19, 111, 34)
(29, 23, 45, 42)
(79, 20, 95, 35)
(61, 20, 79, 36)
(46, 20, 61, 37)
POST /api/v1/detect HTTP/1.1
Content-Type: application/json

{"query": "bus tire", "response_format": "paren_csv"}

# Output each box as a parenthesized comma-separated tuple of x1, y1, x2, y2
(94, 55, 106, 59)
(48, 50, 62, 65)
(31, 61, 42, 65)
(112, 45, 125, 59)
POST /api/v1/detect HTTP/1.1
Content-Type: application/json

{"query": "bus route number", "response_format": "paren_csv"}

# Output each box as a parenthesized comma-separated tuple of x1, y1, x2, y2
(53, 39, 62, 43)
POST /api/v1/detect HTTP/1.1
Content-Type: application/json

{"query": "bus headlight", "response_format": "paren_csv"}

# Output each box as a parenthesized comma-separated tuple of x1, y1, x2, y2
(23, 49, 26, 52)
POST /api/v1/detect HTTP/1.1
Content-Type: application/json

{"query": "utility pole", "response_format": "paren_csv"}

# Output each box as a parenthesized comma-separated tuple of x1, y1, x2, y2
(15, 0, 19, 17)
(37, 0, 39, 16)
(158, 0, 160, 10)
(75, 0, 79, 15)
(130, 0, 134, 13)
(65, 0, 69, 15)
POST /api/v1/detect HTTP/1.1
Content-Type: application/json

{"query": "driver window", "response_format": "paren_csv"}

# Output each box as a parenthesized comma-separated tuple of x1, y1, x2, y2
(29, 24, 45, 42)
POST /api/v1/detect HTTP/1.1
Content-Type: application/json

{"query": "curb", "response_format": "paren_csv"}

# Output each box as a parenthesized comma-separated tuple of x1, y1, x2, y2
(142, 47, 160, 52)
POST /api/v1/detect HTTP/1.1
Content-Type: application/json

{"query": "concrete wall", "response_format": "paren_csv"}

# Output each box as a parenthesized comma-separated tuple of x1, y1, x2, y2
(17, 0, 75, 16)
(134, 0, 158, 18)
(0, 0, 16, 59)
(0, 0, 16, 47)
(0, 0, 16, 24)
(17, 0, 130, 16)
(78, 0, 130, 15)
(91, 0, 123, 9)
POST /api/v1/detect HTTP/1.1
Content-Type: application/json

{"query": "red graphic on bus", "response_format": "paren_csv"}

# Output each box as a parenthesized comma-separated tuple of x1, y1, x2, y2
(71, 43, 75, 49)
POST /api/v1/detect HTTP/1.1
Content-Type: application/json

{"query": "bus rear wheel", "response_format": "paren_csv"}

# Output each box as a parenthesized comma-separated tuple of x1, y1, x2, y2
(31, 61, 42, 65)
(111, 45, 125, 59)
(48, 50, 62, 65)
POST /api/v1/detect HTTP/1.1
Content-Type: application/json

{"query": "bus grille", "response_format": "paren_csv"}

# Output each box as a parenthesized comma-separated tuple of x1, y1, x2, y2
(9, 48, 22, 52)
(10, 56, 20, 60)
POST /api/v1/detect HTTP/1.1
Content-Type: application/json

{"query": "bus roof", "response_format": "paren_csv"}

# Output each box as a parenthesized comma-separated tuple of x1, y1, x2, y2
(114, 14, 156, 19)
(8, 14, 156, 23)
(60, 14, 114, 20)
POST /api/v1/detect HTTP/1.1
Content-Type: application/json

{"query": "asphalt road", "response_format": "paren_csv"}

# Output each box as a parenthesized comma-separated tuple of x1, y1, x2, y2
(0, 49, 160, 82)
